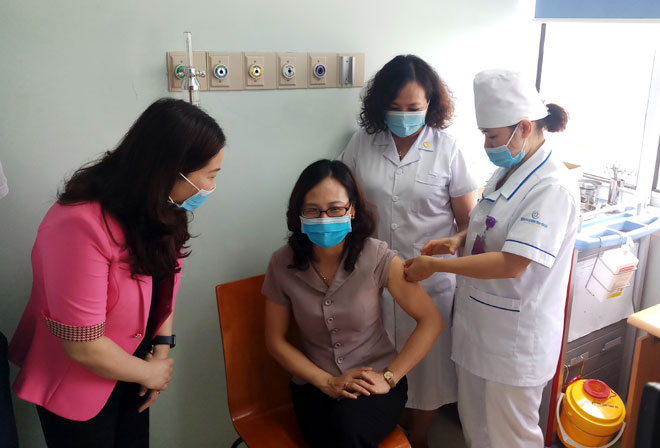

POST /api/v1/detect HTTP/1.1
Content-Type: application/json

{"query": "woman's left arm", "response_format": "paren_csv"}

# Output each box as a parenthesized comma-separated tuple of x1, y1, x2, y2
(447, 191, 477, 257)
(450, 191, 477, 233)
(152, 312, 174, 359)
(139, 308, 175, 411)
(380, 257, 444, 385)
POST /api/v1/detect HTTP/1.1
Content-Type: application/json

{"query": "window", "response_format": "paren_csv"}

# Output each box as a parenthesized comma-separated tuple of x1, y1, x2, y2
(538, 22, 660, 192)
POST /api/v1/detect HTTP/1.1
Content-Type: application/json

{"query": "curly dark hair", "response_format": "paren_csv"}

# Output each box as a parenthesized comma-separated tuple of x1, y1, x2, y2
(359, 54, 454, 134)
(58, 98, 226, 278)
(286, 160, 376, 272)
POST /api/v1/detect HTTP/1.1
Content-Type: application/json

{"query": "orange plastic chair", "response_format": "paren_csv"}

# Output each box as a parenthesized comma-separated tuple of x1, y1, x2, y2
(216, 274, 411, 448)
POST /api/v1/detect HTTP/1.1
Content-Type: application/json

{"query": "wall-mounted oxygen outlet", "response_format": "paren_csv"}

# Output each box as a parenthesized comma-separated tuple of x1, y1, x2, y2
(214, 65, 228, 79)
(249, 63, 263, 80)
(244, 53, 276, 90)
(175, 65, 185, 81)
(313, 62, 326, 79)
(167, 52, 209, 91)
(308, 54, 336, 88)
(310, 56, 326, 85)
(167, 51, 363, 92)
(207, 53, 243, 91)
(277, 53, 308, 89)
(282, 64, 295, 79)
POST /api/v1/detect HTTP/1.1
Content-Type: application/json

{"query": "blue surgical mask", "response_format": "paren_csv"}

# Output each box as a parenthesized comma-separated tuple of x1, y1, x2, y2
(385, 109, 427, 138)
(169, 173, 215, 211)
(484, 123, 526, 169)
(300, 215, 352, 248)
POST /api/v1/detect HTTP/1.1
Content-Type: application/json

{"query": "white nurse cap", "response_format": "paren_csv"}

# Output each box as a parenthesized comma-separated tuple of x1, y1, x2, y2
(473, 69, 548, 128)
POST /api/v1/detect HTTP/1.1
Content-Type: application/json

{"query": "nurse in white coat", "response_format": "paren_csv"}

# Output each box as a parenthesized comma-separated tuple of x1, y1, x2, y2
(404, 69, 579, 448)
(340, 55, 478, 448)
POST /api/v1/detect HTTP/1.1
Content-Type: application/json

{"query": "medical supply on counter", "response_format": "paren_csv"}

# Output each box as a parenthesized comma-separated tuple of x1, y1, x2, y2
(607, 179, 624, 206)
(579, 179, 602, 213)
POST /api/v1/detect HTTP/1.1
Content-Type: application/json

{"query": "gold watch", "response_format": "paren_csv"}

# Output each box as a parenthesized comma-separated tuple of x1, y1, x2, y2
(383, 368, 396, 389)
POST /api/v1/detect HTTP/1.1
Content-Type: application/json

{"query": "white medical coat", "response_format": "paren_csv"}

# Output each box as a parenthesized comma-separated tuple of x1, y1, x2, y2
(340, 126, 477, 409)
(0, 159, 7, 200)
(452, 145, 579, 387)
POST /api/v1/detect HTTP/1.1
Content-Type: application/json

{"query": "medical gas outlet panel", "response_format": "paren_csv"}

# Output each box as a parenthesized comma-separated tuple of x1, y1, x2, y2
(167, 52, 365, 92)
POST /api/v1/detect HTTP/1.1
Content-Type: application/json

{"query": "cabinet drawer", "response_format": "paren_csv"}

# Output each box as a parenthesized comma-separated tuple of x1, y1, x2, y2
(565, 320, 626, 360)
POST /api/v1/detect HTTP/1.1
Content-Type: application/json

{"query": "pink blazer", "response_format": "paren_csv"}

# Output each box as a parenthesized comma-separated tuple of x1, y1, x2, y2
(9, 202, 181, 421)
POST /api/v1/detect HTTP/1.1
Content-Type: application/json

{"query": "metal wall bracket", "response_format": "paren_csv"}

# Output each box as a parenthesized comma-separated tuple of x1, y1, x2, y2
(339, 55, 355, 86)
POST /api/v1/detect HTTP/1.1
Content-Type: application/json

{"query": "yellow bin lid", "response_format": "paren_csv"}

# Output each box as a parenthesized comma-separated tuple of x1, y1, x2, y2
(564, 379, 625, 436)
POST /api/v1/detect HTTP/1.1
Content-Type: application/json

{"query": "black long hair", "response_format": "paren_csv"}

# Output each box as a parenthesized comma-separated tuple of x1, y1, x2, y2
(58, 98, 226, 277)
(509, 103, 569, 134)
(286, 160, 376, 272)
(359, 54, 454, 134)
(537, 103, 568, 133)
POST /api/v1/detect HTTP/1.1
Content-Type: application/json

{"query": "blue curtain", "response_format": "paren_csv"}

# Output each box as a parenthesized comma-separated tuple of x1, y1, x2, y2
(535, 0, 660, 19)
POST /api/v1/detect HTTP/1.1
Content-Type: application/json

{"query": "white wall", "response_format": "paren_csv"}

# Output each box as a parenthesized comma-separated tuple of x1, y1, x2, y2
(0, 0, 541, 446)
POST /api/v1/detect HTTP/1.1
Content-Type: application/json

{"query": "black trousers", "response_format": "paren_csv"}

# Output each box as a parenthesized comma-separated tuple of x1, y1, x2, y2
(0, 331, 19, 448)
(290, 376, 408, 448)
(36, 380, 149, 448)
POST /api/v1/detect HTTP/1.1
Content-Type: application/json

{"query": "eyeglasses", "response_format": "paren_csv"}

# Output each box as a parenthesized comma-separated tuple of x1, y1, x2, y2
(301, 203, 351, 219)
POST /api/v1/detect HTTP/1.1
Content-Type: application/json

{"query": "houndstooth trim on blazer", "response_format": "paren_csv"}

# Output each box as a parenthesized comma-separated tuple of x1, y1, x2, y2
(45, 317, 105, 342)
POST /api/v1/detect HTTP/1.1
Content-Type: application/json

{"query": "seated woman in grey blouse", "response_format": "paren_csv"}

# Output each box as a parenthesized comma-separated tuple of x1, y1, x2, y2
(263, 159, 443, 448)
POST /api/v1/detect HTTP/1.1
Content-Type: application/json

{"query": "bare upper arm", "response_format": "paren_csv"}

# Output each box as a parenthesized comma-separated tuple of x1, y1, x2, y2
(264, 299, 291, 342)
(450, 191, 477, 231)
(386, 257, 443, 326)
(502, 252, 533, 278)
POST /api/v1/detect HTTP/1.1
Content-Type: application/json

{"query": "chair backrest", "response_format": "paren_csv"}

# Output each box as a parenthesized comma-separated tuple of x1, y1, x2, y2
(635, 382, 660, 448)
(216, 274, 299, 422)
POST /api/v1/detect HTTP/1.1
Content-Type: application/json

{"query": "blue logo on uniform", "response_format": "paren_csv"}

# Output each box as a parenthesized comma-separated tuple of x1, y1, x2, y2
(521, 211, 548, 228)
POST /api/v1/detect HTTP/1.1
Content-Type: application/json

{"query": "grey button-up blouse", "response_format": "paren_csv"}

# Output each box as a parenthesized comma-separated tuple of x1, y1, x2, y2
(262, 237, 398, 384)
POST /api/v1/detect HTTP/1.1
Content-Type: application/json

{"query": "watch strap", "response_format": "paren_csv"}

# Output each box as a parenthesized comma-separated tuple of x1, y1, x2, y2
(152, 334, 176, 348)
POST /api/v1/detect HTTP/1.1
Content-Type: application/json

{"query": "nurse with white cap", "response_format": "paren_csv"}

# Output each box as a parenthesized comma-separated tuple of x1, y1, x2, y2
(404, 69, 579, 447)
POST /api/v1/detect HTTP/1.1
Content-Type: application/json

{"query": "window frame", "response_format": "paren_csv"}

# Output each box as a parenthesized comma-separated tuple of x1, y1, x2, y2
(536, 22, 660, 203)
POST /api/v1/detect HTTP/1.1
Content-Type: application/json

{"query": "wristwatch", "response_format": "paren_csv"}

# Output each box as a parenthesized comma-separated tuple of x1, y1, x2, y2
(152, 335, 176, 348)
(383, 368, 396, 389)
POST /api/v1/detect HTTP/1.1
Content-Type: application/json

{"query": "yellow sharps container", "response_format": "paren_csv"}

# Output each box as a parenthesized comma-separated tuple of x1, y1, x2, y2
(557, 378, 625, 448)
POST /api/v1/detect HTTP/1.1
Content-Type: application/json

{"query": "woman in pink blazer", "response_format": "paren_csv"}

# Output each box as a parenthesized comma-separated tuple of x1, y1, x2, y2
(9, 98, 226, 447)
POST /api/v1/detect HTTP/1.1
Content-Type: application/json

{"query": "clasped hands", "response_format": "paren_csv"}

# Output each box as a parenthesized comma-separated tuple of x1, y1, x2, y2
(403, 236, 459, 282)
(138, 348, 174, 413)
(322, 367, 390, 400)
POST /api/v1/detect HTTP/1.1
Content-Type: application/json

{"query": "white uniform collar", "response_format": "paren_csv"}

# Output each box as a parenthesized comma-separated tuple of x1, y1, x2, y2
(375, 126, 434, 166)
(483, 145, 553, 202)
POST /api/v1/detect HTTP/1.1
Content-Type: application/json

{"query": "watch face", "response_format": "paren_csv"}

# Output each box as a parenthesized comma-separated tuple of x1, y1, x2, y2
(383, 370, 395, 388)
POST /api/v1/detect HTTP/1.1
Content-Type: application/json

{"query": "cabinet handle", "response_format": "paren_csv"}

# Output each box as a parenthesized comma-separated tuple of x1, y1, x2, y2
(602, 337, 622, 352)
